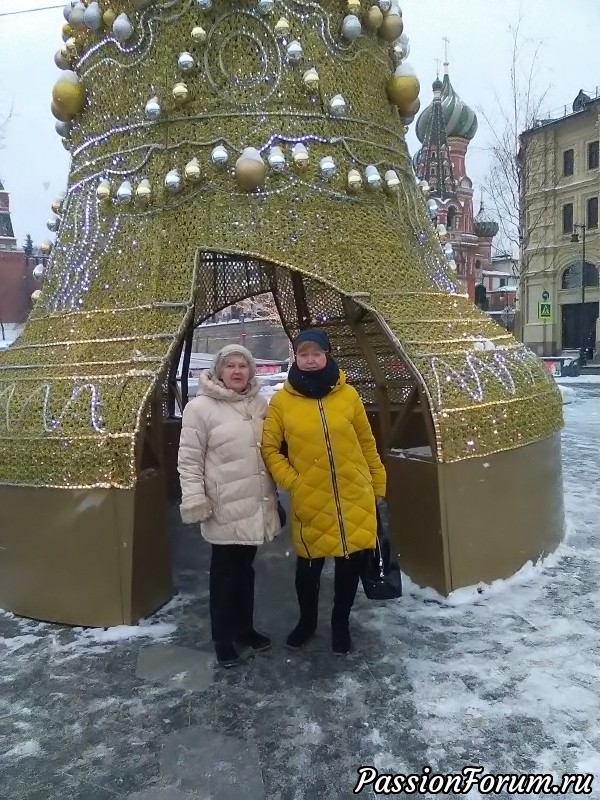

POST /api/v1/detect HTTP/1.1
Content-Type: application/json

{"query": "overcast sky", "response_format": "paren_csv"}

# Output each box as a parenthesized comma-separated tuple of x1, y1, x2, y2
(0, 0, 598, 245)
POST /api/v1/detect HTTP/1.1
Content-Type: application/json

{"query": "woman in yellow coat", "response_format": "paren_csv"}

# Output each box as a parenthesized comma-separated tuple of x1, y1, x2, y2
(262, 329, 386, 655)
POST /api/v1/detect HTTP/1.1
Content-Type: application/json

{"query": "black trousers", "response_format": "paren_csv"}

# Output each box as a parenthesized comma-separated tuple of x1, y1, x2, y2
(209, 544, 258, 644)
(294, 552, 364, 626)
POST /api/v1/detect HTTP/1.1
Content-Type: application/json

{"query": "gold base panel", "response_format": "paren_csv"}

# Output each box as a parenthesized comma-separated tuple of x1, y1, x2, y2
(385, 433, 565, 595)
(0, 470, 173, 627)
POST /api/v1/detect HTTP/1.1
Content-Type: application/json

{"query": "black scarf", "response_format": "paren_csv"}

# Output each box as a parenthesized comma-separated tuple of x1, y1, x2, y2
(288, 357, 340, 399)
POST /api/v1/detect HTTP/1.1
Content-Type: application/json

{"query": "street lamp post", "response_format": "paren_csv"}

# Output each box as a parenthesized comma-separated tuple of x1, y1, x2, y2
(570, 223, 587, 366)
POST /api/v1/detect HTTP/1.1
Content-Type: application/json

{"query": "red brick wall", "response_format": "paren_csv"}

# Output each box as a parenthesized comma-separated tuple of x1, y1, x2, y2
(0, 250, 33, 324)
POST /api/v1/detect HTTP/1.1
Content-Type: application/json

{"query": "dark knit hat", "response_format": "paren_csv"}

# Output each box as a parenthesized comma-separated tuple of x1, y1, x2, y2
(293, 329, 331, 354)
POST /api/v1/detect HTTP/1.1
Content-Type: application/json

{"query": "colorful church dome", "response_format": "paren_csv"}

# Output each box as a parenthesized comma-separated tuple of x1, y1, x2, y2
(416, 68, 478, 143)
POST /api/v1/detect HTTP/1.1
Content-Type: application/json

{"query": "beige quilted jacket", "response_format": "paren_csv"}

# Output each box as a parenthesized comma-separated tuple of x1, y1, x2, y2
(178, 371, 280, 546)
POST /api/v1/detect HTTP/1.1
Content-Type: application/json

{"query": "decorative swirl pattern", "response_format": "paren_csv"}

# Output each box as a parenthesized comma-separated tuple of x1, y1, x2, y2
(204, 12, 282, 106)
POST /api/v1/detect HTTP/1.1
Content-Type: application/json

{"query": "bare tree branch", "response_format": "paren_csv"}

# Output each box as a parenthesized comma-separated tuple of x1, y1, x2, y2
(478, 16, 559, 283)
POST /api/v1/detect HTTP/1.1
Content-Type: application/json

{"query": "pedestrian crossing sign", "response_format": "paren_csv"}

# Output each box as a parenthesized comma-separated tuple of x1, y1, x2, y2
(538, 302, 552, 321)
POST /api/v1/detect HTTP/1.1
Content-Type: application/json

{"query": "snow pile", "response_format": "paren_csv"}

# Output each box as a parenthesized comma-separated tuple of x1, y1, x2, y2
(558, 384, 578, 404)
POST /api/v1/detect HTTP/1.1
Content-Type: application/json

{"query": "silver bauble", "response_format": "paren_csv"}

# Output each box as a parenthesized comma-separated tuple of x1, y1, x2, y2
(55, 120, 72, 138)
(365, 165, 382, 188)
(267, 146, 286, 172)
(178, 52, 195, 72)
(63, 2, 75, 22)
(144, 96, 161, 120)
(328, 95, 347, 116)
(113, 13, 134, 42)
(83, 1, 103, 32)
(47, 217, 60, 233)
(116, 180, 133, 205)
(211, 145, 229, 166)
(54, 49, 70, 70)
(69, 1, 86, 29)
(165, 169, 182, 193)
(33, 264, 45, 280)
(319, 156, 336, 179)
(257, 0, 274, 13)
(427, 199, 438, 218)
(195, 0, 212, 8)
(286, 41, 303, 63)
(341, 14, 362, 41)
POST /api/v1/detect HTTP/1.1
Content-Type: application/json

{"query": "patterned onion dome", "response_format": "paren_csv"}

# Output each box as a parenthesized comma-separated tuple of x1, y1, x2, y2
(416, 70, 478, 143)
(474, 203, 499, 239)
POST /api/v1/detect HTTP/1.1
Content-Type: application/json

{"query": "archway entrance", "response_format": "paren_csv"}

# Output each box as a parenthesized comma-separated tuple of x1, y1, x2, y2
(162, 251, 435, 495)
(559, 261, 600, 356)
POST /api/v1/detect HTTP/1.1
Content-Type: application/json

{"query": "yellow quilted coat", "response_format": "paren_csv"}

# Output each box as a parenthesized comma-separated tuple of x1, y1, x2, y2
(261, 372, 386, 559)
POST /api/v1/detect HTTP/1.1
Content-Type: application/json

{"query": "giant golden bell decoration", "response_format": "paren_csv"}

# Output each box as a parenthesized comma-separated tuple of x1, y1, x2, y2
(379, 13, 403, 42)
(386, 74, 420, 110)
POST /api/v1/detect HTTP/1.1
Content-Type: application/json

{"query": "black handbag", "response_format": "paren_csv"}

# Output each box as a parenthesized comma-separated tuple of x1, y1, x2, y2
(360, 502, 402, 600)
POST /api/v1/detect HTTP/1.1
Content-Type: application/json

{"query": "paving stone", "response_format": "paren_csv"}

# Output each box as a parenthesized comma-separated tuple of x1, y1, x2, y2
(136, 644, 215, 691)
(160, 726, 265, 799)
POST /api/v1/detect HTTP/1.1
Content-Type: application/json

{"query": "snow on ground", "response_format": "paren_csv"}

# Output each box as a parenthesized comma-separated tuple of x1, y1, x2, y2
(0, 380, 598, 798)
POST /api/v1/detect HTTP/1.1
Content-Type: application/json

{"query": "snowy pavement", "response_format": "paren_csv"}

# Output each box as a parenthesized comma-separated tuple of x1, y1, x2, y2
(1, 380, 599, 799)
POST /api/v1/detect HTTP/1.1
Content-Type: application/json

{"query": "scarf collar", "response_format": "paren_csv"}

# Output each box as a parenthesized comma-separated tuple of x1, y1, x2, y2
(287, 356, 341, 399)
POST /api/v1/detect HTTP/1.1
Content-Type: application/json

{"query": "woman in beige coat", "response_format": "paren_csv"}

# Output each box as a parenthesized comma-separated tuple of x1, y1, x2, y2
(178, 344, 280, 668)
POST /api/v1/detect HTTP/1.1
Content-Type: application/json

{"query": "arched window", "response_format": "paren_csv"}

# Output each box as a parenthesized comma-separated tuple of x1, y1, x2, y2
(561, 261, 600, 290)
(447, 206, 457, 230)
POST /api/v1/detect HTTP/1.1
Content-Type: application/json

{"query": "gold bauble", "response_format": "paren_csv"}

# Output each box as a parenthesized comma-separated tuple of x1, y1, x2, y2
(184, 158, 202, 183)
(386, 74, 420, 108)
(191, 26, 207, 43)
(62, 23, 74, 38)
(51, 199, 63, 215)
(274, 17, 290, 36)
(52, 79, 86, 116)
(347, 0, 361, 12)
(31, 290, 42, 303)
(378, 13, 403, 42)
(404, 97, 421, 116)
(235, 158, 266, 191)
(347, 169, 362, 191)
(103, 8, 117, 29)
(51, 101, 71, 122)
(365, 6, 383, 30)
(172, 82, 189, 103)
(40, 241, 53, 255)
(303, 68, 319, 91)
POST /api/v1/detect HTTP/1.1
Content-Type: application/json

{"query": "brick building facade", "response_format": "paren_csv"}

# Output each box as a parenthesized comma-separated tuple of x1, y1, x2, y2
(0, 180, 35, 341)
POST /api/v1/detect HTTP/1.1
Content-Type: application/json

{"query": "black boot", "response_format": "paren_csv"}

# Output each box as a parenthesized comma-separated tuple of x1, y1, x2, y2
(330, 552, 363, 655)
(214, 642, 244, 668)
(235, 629, 271, 652)
(286, 557, 324, 649)
(331, 620, 352, 655)
(286, 619, 317, 649)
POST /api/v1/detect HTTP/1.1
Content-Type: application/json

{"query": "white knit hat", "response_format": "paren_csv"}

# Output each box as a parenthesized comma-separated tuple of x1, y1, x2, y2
(211, 344, 257, 381)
